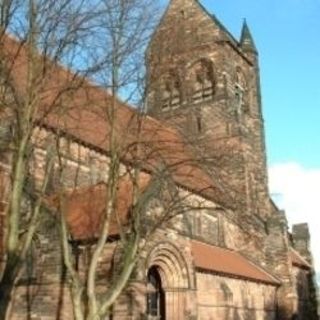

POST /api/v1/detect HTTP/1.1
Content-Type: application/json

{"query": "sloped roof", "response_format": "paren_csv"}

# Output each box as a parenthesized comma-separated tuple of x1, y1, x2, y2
(191, 240, 280, 286)
(147, 0, 253, 69)
(290, 248, 311, 270)
(0, 33, 231, 209)
(47, 173, 151, 240)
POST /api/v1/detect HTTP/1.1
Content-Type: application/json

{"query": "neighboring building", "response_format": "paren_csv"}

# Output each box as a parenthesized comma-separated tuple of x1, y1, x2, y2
(0, 0, 318, 319)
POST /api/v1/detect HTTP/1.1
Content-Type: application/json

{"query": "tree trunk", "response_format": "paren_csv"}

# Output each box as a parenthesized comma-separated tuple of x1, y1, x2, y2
(0, 255, 20, 320)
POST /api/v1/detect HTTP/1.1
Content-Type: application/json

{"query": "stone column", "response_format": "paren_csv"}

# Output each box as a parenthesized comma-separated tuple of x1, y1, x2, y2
(292, 223, 319, 320)
(265, 210, 296, 319)
(292, 223, 312, 264)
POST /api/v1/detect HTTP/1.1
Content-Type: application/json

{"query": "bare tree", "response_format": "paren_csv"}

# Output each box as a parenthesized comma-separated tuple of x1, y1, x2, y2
(0, 0, 101, 317)
(52, 1, 175, 319)
(0, 0, 167, 318)
(48, 1, 220, 319)
(0, 1, 225, 319)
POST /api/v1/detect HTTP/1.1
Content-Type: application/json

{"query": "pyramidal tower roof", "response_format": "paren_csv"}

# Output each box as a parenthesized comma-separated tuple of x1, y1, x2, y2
(167, 0, 239, 43)
(240, 19, 258, 54)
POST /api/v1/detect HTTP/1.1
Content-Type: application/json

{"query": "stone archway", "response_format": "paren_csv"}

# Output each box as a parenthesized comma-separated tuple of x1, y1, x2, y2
(145, 242, 192, 320)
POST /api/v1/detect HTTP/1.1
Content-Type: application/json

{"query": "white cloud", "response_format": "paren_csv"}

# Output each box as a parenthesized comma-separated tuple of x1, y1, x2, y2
(269, 163, 320, 279)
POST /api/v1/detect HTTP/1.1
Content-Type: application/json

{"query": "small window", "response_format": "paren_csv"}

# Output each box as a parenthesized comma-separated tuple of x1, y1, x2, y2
(192, 214, 202, 236)
(220, 282, 233, 303)
(196, 114, 202, 133)
(234, 84, 244, 117)
(193, 74, 214, 103)
(191, 60, 215, 103)
(161, 80, 181, 111)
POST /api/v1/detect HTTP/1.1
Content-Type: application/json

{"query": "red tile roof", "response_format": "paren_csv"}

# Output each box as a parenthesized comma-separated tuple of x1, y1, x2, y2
(191, 240, 280, 286)
(1, 33, 232, 209)
(290, 248, 311, 270)
(47, 173, 151, 241)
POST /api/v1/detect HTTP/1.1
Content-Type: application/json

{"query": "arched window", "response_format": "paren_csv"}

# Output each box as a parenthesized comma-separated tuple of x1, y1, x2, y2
(146, 266, 165, 319)
(161, 76, 181, 111)
(190, 59, 215, 103)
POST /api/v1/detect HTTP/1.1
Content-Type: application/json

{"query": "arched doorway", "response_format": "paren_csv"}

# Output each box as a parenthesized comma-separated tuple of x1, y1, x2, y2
(144, 242, 194, 320)
(146, 266, 166, 319)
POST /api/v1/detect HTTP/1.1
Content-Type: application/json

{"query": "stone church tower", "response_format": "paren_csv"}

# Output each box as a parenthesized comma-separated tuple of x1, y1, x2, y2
(147, 0, 270, 225)
(0, 1, 318, 319)
(146, 1, 318, 318)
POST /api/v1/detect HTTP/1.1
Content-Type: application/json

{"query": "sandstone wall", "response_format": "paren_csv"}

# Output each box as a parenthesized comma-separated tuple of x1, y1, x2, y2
(195, 272, 277, 320)
(147, 0, 270, 223)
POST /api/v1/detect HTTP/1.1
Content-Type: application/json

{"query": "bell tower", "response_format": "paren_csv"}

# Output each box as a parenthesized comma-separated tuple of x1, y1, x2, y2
(146, 0, 270, 222)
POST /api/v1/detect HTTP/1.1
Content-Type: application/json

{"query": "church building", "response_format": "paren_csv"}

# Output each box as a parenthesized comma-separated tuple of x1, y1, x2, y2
(0, 0, 318, 319)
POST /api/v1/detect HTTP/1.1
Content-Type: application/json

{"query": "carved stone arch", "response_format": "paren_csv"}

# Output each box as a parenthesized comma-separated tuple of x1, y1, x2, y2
(144, 241, 195, 319)
(145, 241, 191, 289)
(185, 55, 214, 70)
(187, 57, 215, 104)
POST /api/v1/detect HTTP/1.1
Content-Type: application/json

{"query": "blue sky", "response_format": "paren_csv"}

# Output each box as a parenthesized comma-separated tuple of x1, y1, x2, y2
(162, 0, 320, 276)
(200, 0, 320, 168)
(198, 0, 320, 276)
(160, 0, 320, 276)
